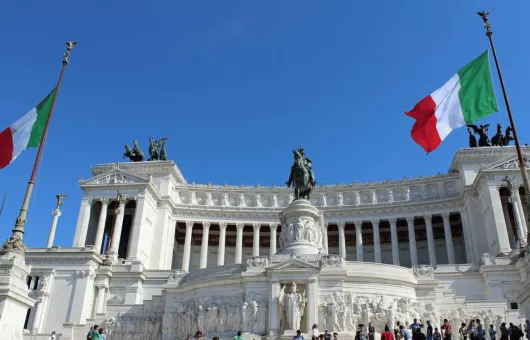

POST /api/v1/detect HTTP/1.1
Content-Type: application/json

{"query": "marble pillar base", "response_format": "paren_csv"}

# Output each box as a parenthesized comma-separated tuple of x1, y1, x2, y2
(278, 199, 324, 255)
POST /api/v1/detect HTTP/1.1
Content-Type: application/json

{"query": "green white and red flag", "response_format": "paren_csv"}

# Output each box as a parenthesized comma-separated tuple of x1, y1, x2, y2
(0, 88, 57, 169)
(406, 50, 498, 153)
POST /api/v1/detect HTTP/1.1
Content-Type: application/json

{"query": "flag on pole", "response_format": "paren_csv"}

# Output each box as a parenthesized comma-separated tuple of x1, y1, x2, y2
(0, 88, 57, 169)
(406, 50, 498, 153)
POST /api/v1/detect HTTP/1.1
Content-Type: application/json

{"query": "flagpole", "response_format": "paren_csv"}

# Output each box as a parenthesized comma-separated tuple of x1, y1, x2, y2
(478, 11, 530, 247)
(0, 194, 6, 217)
(1, 42, 77, 255)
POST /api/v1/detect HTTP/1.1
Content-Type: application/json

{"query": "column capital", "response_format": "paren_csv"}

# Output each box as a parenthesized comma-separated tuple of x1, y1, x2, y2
(86, 198, 95, 206)
(370, 219, 380, 225)
(219, 222, 228, 230)
(441, 212, 451, 220)
(236, 222, 245, 230)
(388, 217, 397, 224)
(353, 220, 363, 227)
(185, 221, 194, 229)
(253, 223, 261, 231)
(424, 214, 433, 221)
(337, 221, 345, 230)
(202, 222, 211, 230)
(405, 216, 415, 224)
(323, 223, 328, 231)
(269, 223, 278, 231)
(100, 197, 110, 206)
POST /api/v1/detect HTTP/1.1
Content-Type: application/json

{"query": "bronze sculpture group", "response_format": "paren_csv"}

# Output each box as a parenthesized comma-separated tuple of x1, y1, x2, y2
(123, 138, 168, 162)
(286, 146, 316, 200)
(467, 123, 514, 147)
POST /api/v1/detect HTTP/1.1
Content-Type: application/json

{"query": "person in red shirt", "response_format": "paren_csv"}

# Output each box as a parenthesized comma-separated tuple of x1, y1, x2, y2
(443, 319, 452, 340)
(382, 325, 395, 340)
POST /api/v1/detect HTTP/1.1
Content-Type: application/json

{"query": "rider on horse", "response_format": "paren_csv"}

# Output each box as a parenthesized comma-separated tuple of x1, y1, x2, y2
(286, 146, 316, 200)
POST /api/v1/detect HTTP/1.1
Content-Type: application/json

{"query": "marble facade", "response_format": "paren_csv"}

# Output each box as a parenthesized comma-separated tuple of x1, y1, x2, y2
(12, 146, 530, 340)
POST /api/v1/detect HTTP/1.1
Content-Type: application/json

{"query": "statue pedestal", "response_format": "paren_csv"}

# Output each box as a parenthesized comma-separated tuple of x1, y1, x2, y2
(278, 199, 324, 255)
(0, 253, 34, 340)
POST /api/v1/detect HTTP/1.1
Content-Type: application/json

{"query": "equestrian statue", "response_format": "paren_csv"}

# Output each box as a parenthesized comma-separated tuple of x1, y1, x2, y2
(286, 146, 316, 200)
(123, 140, 144, 162)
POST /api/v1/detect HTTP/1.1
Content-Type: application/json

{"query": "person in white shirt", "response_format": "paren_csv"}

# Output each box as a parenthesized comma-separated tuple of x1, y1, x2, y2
(312, 324, 319, 340)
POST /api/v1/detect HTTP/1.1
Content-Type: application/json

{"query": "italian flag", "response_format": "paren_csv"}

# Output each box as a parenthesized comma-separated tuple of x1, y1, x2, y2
(0, 88, 57, 169)
(406, 50, 498, 153)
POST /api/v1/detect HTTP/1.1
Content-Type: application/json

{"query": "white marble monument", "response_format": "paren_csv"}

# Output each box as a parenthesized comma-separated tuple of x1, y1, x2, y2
(3, 146, 528, 340)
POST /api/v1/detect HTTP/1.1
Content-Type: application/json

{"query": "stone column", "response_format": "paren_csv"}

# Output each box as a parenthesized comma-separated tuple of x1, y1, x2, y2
(95, 286, 107, 314)
(199, 222, 210, 269)
(501, 199, 517, 249)
(515, 188, 529, 237)
(74, 198, 93, 247)
(235, 223, 244, 264)
(252, 223, 261, 256)
(354, 221, 363, 261)
(306, 277, 319, 333)
(269, 223, 277, 256)
(389, 218, 400, 266)
(512, 187, 528, 246)
(217, 222, 227, 266)
(337, 221, 346, 258)
(46, 208, 62, 248)
(181, 221, 194, 272)
(268, 279, 281, 336)
(424, 214, 437, 267)
(94, 198, 109, 254)
(323, 223, 329, 254)
(372, 219, 381, 263)
(489, 186, 512, 254)
(459, 210, 475, 264)
(32, 296, 44, 334)
(406, 217, 418, 266)
(441, 213, 455, 264)
(110, 197, 127, 255)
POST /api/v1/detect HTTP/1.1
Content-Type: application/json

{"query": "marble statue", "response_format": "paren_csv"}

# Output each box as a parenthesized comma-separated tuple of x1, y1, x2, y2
(279, 282, 307, 331)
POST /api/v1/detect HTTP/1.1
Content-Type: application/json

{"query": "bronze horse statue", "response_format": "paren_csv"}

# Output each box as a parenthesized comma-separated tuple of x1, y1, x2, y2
(123, 140, 144, 162)
(286, 148, 315, 200)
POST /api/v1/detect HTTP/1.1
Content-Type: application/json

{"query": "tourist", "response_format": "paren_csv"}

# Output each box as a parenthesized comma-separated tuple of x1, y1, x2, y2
(443, 319, 452, 340)
(319, 334, 325, 340)
(98, 328, 105, 340)
(294, 330, 304, 340)
(49, 331, 56, 340)
(400, 325, 412, 340)
(413, 327, 427, 340)
(509, 326, 523, 340)
(426, 321, 434, 340)
(91, 325, 100, 340)
(459, 323, 468, 340)
(524, 320, 530, 340)
(312, 324, 319, 340)
(477, 319, 485, 340)
(195, 330, 203, 340)
(87, 326, 94, 340)
(213, 338, 219, 340)
(489, 325, 496, 340)
(500, 323, 509, 340)
(433, 328, 441, 340)
(381, 325, 395, 340)
(369, 323, 376, 340)
(333, 332, 339, 340)
(235, 331, 244, 340)
(410, 319, 425, 333)
(468, 320, 477, 340)
(441, 326, 447, 340)
(325, 329, 332, 340)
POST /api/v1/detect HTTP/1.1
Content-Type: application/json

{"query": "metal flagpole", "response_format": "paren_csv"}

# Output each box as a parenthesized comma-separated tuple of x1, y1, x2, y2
(1, 42, 77, 255)
(477, 11, 530, 248)
(0, 194, 6, 217)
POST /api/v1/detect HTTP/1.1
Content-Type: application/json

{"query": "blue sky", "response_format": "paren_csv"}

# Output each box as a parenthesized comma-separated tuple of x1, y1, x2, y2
(0, 1, 528, 248)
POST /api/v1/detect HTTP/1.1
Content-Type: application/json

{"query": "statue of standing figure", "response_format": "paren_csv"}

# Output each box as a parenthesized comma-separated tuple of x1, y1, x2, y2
(279, 282, 307, 331)
(286, 146, 316, 200)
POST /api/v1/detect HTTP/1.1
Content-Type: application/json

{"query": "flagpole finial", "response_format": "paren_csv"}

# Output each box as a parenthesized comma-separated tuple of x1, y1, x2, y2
(477, 11, 492, 36)
(63, 41, 77, 65)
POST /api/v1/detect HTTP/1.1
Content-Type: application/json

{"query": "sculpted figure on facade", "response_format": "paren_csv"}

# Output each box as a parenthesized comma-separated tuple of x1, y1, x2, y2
(255, 194, 262, 207)
(272, 194, 279, 207)
(354, 191, 360, 205)
(205, 192, 214, 206)
(222, 193, 230, 207)
(280, 282, 307, 331)
(337, 192, 344, 206)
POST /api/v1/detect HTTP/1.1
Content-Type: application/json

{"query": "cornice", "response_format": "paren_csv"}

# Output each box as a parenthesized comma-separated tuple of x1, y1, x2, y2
(449, 146, 530, 172)
(90, 161, 185, 184)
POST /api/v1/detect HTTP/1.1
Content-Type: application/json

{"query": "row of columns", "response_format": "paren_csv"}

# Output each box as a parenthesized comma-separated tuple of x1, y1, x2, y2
(180, 212, 461, 271)
(503, 186, 528, 247)
(76, 197, 128, 255)
(182, 222, 280, 271)
(333, 214, 455, 266)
